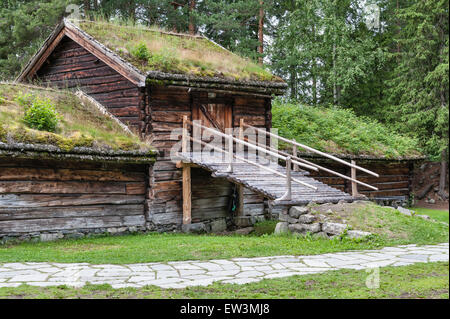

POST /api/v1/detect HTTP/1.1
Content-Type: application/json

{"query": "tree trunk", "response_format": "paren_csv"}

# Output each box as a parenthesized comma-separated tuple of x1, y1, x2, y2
(129, 0, 136, 23)
(258, 1, 265, 65)
(333, 42, 337, 105)
(438, 148, 448, 199)
(188, 0, 196, 35)
(84, 0, 91, 20)
(290, 66, 297, 100)
(312, 70, 317, 105)
(312, 24, 317, 105)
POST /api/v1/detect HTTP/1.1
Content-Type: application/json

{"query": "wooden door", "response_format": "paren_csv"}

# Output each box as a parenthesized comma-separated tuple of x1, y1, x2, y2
(192, 97, 232, 133)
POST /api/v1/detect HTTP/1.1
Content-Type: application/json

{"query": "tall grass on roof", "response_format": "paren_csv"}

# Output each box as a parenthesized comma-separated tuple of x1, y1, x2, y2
(272, 99, 422, 159)
(74, 17, 280, 82)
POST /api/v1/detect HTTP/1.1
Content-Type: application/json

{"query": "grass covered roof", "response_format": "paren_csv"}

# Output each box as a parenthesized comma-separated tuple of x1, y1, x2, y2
(77, 19, 283, 83)
(0, 83, 155, 161)
(272, 101, 424, 160)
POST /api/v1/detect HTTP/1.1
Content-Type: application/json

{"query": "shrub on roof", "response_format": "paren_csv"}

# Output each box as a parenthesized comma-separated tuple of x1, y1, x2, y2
(130, 42, 150, 61)
(21, 95, 60, 132)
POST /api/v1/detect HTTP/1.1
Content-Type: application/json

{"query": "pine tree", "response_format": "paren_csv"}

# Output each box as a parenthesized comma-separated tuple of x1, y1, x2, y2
(0, 0, 80, 80)
(385, 0, 449, 196)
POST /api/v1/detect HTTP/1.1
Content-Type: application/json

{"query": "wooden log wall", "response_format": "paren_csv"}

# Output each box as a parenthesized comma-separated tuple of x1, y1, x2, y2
(34, 36, 147, 135)
(0, 157, 149, 235)
(191, 168, 233, 223)
(306, 159, 413, 199)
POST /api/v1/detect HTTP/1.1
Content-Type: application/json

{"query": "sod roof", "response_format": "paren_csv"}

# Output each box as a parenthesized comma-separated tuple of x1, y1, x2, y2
(77, 19, 283, 83)
(0, 83, 156, 163)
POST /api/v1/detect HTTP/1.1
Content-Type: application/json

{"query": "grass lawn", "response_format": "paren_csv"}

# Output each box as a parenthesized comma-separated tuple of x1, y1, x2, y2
(0, 202, 448, 264)
(0, 262, 447, 299)
(410, 207, 449, 224)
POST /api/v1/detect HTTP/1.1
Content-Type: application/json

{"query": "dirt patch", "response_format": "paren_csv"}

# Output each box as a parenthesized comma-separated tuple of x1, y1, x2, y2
(415, 200, 449, 212)
(412, 161, 449, 206)
(394, 289, 448, 299)
(304, 280, 317, 288)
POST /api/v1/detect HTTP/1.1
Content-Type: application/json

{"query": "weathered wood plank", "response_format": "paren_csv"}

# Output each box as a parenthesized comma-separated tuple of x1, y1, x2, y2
(0, 167, 145, 182)
(0, 181, 127, 194)
(0, 204, 144, 221)
(0, 215, 145, 233)
(151, 111, 191, 123)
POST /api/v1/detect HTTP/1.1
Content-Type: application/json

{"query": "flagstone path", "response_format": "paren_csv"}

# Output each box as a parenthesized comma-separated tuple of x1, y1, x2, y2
(0, 243, 448, 289)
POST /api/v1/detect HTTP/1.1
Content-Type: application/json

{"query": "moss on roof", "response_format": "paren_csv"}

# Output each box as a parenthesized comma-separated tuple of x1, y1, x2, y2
(77, 19, 282, 83)
(272, 100, 423, 160)
(0, 83, 155, 156)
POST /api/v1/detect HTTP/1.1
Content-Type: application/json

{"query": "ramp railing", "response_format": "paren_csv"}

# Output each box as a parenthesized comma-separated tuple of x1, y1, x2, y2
(239, 120, 380, 195)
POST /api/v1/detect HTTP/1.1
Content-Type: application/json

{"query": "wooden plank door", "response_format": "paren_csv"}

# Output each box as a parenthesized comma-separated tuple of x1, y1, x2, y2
(192, 94, 233, 145)
(192, 102, 232, 132)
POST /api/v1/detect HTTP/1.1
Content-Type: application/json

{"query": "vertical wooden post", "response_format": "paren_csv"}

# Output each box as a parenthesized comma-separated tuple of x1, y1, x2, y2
(182, 115, 188, 153)
(238, 118, 244, 155)
(226, 132, 234, 173)
(351, 160, 358, 197)
(236, 119, 245, 217)
(182, 164, 191, 225)
(285, 156, 292, 201)
(292, 139, 298, 171)
(182, 115, 191, 225)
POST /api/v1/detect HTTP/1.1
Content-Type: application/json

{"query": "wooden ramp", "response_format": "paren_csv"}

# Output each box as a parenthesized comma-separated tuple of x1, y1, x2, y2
(177, 117, 380, 224)
(177, 152, 353, 205)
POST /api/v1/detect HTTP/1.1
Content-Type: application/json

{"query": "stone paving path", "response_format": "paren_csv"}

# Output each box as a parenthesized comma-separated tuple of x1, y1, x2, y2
(0, 243, 448, 289)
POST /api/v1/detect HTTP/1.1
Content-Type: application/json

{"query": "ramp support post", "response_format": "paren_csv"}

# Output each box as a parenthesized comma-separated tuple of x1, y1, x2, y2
(351, 160, 358, 197)
(275, 156, 292, 202)
(182, 163, 192, 225)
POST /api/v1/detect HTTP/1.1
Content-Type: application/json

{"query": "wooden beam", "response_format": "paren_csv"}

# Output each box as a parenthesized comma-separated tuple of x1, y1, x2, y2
(22, 28, 66, 81)
(182, 163, 192, 224)
(182, 115, 189, 153)
(292, 140, 298, 171)
(237, 185, 244, 217)
(351, 160, 358, 197)
(64, 21, 146, 86)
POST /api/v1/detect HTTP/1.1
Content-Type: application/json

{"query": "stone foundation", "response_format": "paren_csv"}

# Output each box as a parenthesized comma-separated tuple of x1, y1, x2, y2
(275, 204, 371, 239)
(0, 225, 148, 244)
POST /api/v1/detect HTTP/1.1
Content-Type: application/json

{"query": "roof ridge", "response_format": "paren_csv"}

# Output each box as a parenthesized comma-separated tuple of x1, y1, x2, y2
(70, 19, 205, 39)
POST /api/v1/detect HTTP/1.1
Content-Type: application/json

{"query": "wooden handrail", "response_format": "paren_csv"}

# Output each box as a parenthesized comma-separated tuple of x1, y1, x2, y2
(186, 119, 319, 172)
(180, 136, 317, 191)
(239, 133, 379, 191)
(241, 122, 380, 178)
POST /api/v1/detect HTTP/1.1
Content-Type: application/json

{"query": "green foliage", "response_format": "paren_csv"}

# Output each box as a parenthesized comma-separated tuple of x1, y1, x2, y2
(253, 220, 278, 236)
(383, 0, 449, 160)
(272, 100, 421, 158)
(0, 0, 81, 80)
(13, 92, 33, 108)
(409, 207, 449, 224)
(21, 96, 60, 132)
(147, 49, 179, 73)
(130, 42, 150, 61)
(268, 0, 384, 104)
